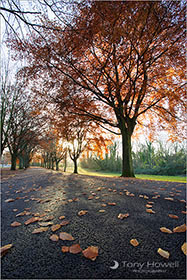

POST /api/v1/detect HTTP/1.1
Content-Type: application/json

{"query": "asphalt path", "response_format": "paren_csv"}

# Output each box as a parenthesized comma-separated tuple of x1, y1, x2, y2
(1, 167, 186, 279)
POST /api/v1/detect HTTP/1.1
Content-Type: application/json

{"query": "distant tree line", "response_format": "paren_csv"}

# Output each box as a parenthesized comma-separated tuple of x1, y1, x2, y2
(80, 141, 186, 176)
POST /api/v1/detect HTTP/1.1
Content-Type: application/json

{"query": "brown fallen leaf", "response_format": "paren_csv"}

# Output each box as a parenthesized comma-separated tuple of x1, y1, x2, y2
(168, 214, 179, 219)
(181, 243, 187, 255)
(38, 221, 53, 227)
(13, 209, 18, 212)
(59, 232, 74, 241)
(59, 216, 65, 220)
(160, 227, 173, 234)
(60, 220, 70, 226)
(82, 246, 99, 261)
(181, 211, 187, 214)
(173, 224, 187, 233)
(69, 244, 82, 254)
(164, 197, 174, 201)
(99, 210, 105, 213)
(41, 216, 54, 222)
(108, 202, 116, 206)
(11, 221, 21, 227)
(157, 248, 170, 259)
(101, 204, 107, 207)
(50, 234, 59, 242)
(1, 244, 13, 257)
(130, 239, 139, 247)
(51, 224, 61, 232)
(61, 246, 69, 253)
(16, 211, 31, 217)
(146, 204, 152, 208)
(146, 209, 155, 214)
(32, 227, 49, 234)
(88, 196, 94, 200)
(78, 210, 88, 216)
(118, 213, 129, 219)
(24, 217, 40, 225)
(5, 198, 15, 203)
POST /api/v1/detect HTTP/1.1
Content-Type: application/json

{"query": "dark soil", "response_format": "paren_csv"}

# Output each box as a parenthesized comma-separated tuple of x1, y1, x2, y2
(1, 167, 186, 279)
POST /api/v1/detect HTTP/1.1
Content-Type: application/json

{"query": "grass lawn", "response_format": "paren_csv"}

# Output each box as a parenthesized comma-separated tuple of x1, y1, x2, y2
(73, 167, 186, 183)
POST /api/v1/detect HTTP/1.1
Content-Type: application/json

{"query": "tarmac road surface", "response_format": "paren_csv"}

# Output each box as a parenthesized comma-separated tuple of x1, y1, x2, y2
(1, 167, 186, 279)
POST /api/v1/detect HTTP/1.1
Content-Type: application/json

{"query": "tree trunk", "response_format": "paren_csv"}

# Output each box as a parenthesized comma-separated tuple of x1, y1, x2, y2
(56, 161, 59, 171)
(73, 159, 78, 174)
(11, 154, 17, 170)
(19, 156, 24, 169)
(121, 129, 135, 177)
(64, 157, 67, 172)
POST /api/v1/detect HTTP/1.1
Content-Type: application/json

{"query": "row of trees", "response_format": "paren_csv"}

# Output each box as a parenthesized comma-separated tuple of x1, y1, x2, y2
(1, 1, 186, 177)
(0, 71, 42, 170)
(81, 141, 186, 176)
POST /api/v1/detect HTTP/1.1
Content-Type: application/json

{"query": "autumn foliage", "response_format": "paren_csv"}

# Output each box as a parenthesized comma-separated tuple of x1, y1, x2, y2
(8, 1, 186, 177)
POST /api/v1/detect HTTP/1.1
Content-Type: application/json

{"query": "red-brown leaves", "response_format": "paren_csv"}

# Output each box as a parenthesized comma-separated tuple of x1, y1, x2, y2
(11, 221, 22, 227)
(118, 213, 129, 219)
(60, 220, 70, 226)
(59, 232, 74, 241)
(32, 227, 49, 234)
(168, 214, 179, 219)
(157, 248, 170, 259)
(24, 217, 40, 225)
(50, 234, 59, 241)
(82, 246, 98, 261)
(5, 198, 15, 203)
(160, 227, 172, 234)
(173, 224, 187, 233)
(69, 244, 82, 254)
(51, 224, 61, 232)
(130, 239, 139, 247)
(1, 244, 13, 257)
(61, 246, 69, 253)
(78, 210, 88, 216)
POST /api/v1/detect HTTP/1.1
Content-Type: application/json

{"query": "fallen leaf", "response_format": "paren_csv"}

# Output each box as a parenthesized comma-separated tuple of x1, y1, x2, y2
(173, 224, 187, 233)
(118, 213, 129, 219)
(130, 239, 139, 247)
(41, 216, 54, 222)
(5, 198, 15, 203)
(146, 204, 152, 208)
(157, 248, 170, 259)
(1, 244, 13, 257)
(146, 209, 155, 214)
(181, 243, 187, 255)
(82, 246, 98, 261)
(160, 227, 173, 234)
(32, 227, 49, 234)
(101, 204, 107, 207)
(168, 214, 179, 219)
(59, 232, 74, 241)
(50, 234, 59, 241)
(88, 196, 94, 200)
(181, 211, 187, 214)
(99, 210, 105, 213)
(78, 210, 88, 216)
(24, 217, 40, 225)
(164, 197, 174, 201)
(13, 209, 18, 212)
(38, 221, 54, 227)
(61, 246, 69, 253)
(60, 220, 70, 226)
(11, 221, 21, 227)
(51, 224, 61, 232)
(59, 216, 65, 220)
(108, 202, 116, 206)
(69, 244, 82, 254)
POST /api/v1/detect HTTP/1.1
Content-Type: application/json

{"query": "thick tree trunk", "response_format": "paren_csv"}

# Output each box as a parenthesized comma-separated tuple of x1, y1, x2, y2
(11, 154, 17, 170)
(19, 156, 24, 169)
(56, 161, 59, 171)
(73, 159, 78, 174)
(121, 129, 135, 177)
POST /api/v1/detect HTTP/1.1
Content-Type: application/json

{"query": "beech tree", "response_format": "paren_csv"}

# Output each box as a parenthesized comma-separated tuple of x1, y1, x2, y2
(9, 1, 186, 177)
